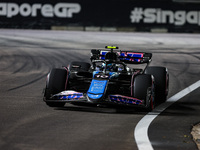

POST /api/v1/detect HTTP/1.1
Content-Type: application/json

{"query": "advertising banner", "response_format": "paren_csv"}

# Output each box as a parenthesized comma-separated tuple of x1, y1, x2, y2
(0, 0, 200, 32)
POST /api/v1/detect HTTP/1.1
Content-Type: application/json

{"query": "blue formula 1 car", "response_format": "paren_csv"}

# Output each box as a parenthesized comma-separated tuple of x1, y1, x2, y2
(43, 46, 169, 111)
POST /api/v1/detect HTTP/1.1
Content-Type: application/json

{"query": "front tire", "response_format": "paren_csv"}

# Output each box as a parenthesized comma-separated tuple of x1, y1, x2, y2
(44, 68, 67, 107)
(69, 61, 91, 71)
(133, 74, 155, 111)
(145, 66, 169, 104)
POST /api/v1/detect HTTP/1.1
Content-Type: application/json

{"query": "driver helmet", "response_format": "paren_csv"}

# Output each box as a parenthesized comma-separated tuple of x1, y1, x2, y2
(106, 63, 117, 71)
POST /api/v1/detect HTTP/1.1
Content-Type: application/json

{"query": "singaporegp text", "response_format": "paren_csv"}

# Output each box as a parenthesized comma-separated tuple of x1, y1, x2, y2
(130, 7, 200, 26)
(0, 3, 81, 18)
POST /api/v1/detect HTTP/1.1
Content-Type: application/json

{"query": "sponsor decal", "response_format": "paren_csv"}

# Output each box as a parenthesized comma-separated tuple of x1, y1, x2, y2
(109, 95, 143, 105)
(87, 80, 107, 99)
(130, 7, 200, 26)
(88, 80, 107, 94)
(0, 3, 81, 18)
(54, 90, 84, 100)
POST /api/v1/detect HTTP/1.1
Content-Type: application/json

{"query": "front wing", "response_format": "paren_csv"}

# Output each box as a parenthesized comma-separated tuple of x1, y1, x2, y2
(44, 90, 145, 107)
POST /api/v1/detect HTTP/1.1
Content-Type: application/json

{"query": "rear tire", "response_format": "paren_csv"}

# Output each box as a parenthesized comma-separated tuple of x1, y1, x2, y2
(69, 61, 91, 71)
(44, 68, 67, 107)
(133, 74, 155, 111)
(145, 66, 169, 104)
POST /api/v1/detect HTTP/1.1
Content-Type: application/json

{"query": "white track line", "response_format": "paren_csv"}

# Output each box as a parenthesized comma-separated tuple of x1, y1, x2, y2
(134, 80, 200, 150)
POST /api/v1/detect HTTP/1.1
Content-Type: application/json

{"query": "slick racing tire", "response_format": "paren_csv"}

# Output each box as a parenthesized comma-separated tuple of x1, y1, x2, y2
(44, 68, 67, 107)
(145, 66, 169, 104)
(133, 74, 155, 111)
(69, 61, 91, 71)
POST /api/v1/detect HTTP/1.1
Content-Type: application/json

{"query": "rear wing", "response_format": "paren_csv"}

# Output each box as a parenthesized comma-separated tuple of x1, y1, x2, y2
(91, 49, 152, 64)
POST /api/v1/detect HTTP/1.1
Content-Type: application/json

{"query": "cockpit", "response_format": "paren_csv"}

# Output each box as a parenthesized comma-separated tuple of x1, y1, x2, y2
(94, 61, 125, 72)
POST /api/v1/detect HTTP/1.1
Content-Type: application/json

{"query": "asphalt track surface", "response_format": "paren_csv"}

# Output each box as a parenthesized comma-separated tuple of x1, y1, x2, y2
(0, 29, 200, 150)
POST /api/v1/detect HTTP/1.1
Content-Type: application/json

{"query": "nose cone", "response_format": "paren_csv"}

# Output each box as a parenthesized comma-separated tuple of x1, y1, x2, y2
(87, 79, 107, 101)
